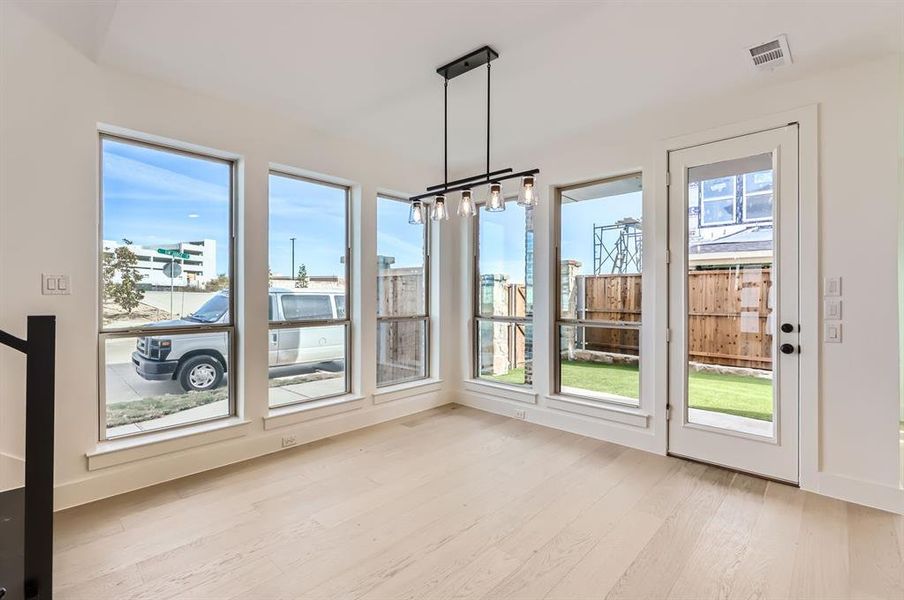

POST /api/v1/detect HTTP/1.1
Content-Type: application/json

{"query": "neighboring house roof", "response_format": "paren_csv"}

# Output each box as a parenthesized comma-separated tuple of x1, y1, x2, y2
(690, 225, 773, 255)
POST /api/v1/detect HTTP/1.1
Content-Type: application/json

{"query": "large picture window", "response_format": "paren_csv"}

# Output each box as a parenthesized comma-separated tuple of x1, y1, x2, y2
(98, 134, 235, 439)
(474, 200, 533, 385)
(556, 174, 642, 405)
(377, 196, 429, 387)
(267, 172, 350, 408)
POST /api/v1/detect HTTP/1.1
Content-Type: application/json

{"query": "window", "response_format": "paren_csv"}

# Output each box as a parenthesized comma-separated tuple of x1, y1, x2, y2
(699, 175, 736, 225)
(474, 200, 533, 385)
(376, 196, 429, 386)
(98, 134, 235, 439)
(742, 170, 773, 221)
(268, 172, 350, 408)
(556, 174, 642, 405)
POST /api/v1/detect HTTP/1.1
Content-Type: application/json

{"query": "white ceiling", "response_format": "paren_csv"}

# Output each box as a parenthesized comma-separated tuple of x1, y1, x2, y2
(16, 1, 904, 172)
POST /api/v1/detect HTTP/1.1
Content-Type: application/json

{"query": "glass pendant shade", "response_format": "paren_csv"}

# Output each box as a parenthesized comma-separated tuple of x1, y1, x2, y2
(485, 183, 505, 212)
(408, 200, 425, 224)
(517, 175, 538, 207)
(457, 189, 476, 217)
(431, 195, 449, 221)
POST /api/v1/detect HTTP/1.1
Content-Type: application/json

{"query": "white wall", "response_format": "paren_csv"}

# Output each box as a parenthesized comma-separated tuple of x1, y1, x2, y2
(456, 55, 903, 513)
(0, 4, 454, 506)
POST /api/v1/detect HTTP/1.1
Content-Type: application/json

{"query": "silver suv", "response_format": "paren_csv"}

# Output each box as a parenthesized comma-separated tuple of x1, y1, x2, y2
(132, 289, 345, 392)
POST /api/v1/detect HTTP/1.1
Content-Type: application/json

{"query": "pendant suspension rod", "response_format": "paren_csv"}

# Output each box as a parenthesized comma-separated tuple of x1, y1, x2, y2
(444, 78, 448, 189)
(409, 168, 539, 203)
(486, 51, 491, 177)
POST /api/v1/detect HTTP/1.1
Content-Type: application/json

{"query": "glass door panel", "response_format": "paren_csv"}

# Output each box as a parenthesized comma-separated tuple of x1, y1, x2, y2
(685, 155, 775, 437)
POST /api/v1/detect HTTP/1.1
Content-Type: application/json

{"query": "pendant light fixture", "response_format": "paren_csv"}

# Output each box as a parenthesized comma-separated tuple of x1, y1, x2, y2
(485, 183, 504, 211)
(431, 194, 449, 221)
(457, 189, 476, 217)
(408, 46, 539, 223)
(517, 175, 538, 207)
(408, 200, 425, 224)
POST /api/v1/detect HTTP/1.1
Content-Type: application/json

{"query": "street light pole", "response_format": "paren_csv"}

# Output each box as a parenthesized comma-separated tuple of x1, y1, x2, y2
(290, 237, 296, 285)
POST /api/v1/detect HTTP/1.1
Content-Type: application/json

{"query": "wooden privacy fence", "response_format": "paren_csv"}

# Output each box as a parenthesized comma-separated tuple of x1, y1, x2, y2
(577, 268, 773, 370)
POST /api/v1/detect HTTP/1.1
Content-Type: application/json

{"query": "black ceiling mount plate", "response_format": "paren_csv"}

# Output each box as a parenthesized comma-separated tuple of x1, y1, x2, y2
(436, 45, 499, 80)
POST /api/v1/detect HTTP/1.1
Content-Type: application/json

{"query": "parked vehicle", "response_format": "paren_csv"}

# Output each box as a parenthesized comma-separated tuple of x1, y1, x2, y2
(132, 289, 345, 391)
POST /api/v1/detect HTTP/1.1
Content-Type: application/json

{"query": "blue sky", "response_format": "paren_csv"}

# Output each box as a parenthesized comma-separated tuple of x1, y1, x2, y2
(477, 191, 643, 285)
(102, 139, 231, 273)
(103, 137, 642, 282)
(560, 191, 643, 274)
(268, 173, 347, 277)
(377, 197, 425, 270)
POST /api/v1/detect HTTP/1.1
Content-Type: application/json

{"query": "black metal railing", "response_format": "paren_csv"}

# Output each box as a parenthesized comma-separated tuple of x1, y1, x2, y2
(0, 316, 56, 600)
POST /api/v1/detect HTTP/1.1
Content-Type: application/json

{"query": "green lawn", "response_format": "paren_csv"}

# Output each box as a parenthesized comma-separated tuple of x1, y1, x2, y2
(485, 360, 773, 421)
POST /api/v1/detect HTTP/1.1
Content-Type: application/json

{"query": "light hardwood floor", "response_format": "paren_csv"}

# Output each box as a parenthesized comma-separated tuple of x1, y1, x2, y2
(54, 405, 904, 599)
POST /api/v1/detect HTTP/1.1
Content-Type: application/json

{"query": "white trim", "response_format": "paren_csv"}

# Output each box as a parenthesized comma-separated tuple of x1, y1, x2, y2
(61, 394, 447, 510)
(1, 451, 25, 491)
(87, 417, 251, 471)
(373, 378, 443, 404)
(462, 379, 538, 404)
(814, 473, 903, 515)
(545, 394, 650, 428)
(455, 397, 658, 454)
(97, 122, 242, 161)
(263, 393, 365, 430)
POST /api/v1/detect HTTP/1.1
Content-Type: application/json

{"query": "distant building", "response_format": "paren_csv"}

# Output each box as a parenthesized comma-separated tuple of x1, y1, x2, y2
(102, 239, 217, 288)
(688, 168, 774, 268)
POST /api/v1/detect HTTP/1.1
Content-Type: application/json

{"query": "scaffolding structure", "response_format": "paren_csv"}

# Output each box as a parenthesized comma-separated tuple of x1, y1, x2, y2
(593, 217, 642, 274)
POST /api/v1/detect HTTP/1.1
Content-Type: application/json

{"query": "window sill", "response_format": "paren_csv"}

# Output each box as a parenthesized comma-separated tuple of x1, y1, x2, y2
(545, 394, 650, 428)
(263, 393, 365, 430)
(462, 379, 538, 404)
(373, 378, 443, 404)
(87, 417, 251, 471)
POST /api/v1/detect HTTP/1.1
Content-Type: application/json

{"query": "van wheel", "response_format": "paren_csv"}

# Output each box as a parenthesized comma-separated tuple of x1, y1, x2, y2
(178, 356, 224, 392)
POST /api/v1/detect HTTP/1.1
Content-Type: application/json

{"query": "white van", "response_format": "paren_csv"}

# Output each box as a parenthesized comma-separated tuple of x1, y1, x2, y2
(132, 289, 345, 391)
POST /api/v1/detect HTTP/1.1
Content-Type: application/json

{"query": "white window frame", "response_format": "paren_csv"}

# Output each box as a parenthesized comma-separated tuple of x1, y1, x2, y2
(267, 171, 352, 408)
(473, 198, 534, 388)
(742, 171, 774, 223)
(699, 176, 737, 226)
(554, 173, 643, 407)
(376, 195, 430, 388)
(97, 132, 238, 441)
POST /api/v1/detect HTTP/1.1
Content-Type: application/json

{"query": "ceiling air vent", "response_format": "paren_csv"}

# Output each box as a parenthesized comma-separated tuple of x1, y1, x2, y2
(748, 34, 792, 71)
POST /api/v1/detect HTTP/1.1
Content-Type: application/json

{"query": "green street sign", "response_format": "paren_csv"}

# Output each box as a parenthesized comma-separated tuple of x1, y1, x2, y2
(157, 248, 191, 260)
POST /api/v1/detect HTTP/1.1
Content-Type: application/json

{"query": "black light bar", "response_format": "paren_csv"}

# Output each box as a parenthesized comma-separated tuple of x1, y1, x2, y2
(425, 168, 512, 192)
(409, 168, 539, 203)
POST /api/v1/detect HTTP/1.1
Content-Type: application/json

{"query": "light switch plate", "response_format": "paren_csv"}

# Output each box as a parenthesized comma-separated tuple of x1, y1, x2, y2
(42, 273, 70, 295)
(824, 298, 842, 319)
(823, 276, 842, 297)
(824, 322, 842, 343)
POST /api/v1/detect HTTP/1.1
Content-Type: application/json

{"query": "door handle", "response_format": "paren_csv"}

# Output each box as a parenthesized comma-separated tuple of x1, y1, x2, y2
(780, 323, 796, 333)
(780, 343, 796, 355)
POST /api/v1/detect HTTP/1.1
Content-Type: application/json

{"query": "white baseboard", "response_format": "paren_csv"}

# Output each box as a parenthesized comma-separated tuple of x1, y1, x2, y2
(456, 392, 659, 455)
(813, 472, 903, 515)
(1, 451, 25, 491)
(55, 392, 448, 510)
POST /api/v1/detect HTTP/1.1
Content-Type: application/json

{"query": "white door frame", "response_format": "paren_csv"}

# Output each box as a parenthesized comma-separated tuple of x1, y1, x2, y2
(653, 105, 819, 489)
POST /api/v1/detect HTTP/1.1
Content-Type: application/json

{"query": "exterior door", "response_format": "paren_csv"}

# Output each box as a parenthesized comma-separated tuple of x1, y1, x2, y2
(668, 125, 799, 483)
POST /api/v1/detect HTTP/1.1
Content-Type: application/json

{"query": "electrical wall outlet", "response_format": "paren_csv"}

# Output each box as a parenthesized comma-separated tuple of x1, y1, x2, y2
(514, 409, 527, 420)
(281, 435, 297, 448)
(42, 273, 70, 295)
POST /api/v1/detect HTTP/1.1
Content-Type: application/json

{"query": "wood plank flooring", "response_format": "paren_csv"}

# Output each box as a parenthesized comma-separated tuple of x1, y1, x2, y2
(54, 405, 904, 599)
